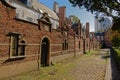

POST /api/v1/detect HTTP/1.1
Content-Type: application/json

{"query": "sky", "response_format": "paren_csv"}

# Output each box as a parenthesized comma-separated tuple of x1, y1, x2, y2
(39, 0, 95, 32)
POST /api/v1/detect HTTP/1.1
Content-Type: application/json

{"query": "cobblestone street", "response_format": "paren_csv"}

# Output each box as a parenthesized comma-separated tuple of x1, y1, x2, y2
(6, 49, 110, 80)
(65, 49, 108, 80)
(1, 0, 120, 80)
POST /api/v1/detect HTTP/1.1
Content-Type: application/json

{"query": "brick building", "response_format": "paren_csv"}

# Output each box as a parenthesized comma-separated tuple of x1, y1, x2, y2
(0, 0, 99, 79)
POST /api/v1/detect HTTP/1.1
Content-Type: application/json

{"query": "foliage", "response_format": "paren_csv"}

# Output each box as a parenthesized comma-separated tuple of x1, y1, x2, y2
(69, 0, 120, 22)
(69, 15, 80, 23)
(111, 20, 120, 31)
(111, 35, 120, 48)
(113, 48, 120, 67)
(115, 49, 120, 56)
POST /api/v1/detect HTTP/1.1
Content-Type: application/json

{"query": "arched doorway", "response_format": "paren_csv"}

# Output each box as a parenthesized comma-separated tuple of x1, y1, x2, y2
(41, 37, 50, 67)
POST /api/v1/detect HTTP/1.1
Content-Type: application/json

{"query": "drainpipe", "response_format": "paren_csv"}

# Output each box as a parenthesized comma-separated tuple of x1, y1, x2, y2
(37, 41, 41, 71)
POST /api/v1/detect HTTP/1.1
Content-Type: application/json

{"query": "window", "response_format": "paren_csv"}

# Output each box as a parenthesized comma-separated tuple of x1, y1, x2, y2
(18, 0, 32, 7)
(19, 41, 26, 55)
(0, 14, 2, 19)
(8, 32, 26, 58)
(62, 43, 64, 50)
(79, 41, 80, 49)
(18, 0, 27, 4)
(15, 13, 19, 18)
(86, 42, 88, 49)
(66, 43, 68, 50)
(27, 1, 32, 7)
(27, 17, 33, 22)
(65, 40, 66, 50)
(10, 34, 19, 56)
(62, 40, 68, 50)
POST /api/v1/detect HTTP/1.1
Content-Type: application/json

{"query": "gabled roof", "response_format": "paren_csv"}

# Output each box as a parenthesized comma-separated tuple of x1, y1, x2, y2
(1, 0, 16, 9)
(32, 0, 59, 20)
(4, 0, 59, 21)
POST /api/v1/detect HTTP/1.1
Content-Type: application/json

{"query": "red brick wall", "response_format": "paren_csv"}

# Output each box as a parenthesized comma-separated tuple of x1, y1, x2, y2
(0, 1, 99, 78)
(0, 2, 75, 67)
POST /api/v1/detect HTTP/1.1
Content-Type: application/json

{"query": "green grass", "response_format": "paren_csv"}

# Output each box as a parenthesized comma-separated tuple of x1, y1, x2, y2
(114, 48, 120, 60)
(85, 50, 97, 56)
(6, 57, 82, 80)
(114, 48, 120, 67)
(4, 50, 99, 80)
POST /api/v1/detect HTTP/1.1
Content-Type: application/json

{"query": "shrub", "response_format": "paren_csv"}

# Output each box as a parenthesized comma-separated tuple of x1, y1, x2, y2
(111, 35, 120, 48)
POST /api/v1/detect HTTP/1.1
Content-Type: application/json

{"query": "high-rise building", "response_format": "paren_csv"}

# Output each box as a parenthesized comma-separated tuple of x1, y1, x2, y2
(95, 17, 112, 32)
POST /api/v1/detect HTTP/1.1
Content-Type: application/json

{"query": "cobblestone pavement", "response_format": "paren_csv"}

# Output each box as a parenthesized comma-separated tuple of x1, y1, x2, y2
(65, 49, 109, 80)
(5, 49, 109, 80)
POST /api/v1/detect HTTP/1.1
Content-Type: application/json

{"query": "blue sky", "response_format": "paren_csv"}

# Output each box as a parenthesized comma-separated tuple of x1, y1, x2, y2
(39, 0, 95, 32)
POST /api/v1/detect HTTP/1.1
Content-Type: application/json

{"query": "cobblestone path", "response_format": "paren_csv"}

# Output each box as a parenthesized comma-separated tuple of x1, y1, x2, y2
(5, 49, 109, 80)
(65, 49, 109, 80)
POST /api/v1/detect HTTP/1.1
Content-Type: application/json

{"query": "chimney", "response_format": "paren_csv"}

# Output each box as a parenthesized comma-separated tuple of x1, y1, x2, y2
(53, 2, 59, 15)
(78, 20, 81, 36)
(86, 22, 89, 38)
(86, 22, 89, 32)
(59, 6, 66, 27)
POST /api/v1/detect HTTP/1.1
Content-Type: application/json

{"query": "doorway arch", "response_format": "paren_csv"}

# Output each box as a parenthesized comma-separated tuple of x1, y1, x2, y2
(41, 37, 50, 67)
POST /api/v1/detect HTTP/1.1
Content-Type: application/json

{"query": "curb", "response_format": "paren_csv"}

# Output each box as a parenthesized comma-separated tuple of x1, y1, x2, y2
(105, 50, 112, 80)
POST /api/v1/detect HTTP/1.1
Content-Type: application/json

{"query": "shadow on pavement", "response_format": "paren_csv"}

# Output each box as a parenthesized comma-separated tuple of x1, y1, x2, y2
(110, 48, 120, 80)
(101, 55, 110, 59)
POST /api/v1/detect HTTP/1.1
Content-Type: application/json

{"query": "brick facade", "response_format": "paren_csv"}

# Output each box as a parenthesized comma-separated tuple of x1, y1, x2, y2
(0, 1, 99, 79)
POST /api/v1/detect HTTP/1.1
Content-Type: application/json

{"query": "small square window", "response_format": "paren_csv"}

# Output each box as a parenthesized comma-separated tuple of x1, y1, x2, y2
(18, 0, 27, 4)
(7, 32, 26, 58)
(27, 17, 33, 22)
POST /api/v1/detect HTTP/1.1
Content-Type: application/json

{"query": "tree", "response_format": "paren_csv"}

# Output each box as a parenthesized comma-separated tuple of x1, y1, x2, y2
(69, 15, 80, 23)
(111, 19, 120, 32)
(109, 29, 120, 48)
(69, 0, 120, 22)
(111, 35, 120, 48)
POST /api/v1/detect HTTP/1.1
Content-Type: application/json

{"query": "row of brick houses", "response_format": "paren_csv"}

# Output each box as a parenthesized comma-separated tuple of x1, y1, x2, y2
(0, 0, 99, 79)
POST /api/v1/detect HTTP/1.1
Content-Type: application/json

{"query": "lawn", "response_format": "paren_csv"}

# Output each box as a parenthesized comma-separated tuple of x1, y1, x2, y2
(5, 56, 81, 80)
(4, 50, 98, 80)
(85, 50, 98, 56)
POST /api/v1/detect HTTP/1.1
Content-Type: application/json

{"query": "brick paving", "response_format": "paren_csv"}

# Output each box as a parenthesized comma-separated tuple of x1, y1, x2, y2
(65, 49, 109, 80)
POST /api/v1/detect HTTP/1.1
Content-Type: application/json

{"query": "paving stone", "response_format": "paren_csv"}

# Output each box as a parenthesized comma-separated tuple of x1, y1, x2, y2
(66, 49, 108, 80)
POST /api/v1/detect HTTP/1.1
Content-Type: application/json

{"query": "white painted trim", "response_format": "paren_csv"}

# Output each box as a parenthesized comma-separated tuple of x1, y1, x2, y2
(0, 43, 10, 45)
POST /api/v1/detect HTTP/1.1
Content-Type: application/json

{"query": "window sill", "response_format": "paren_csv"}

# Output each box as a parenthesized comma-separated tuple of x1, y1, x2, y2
(9, 56, 26, 59)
